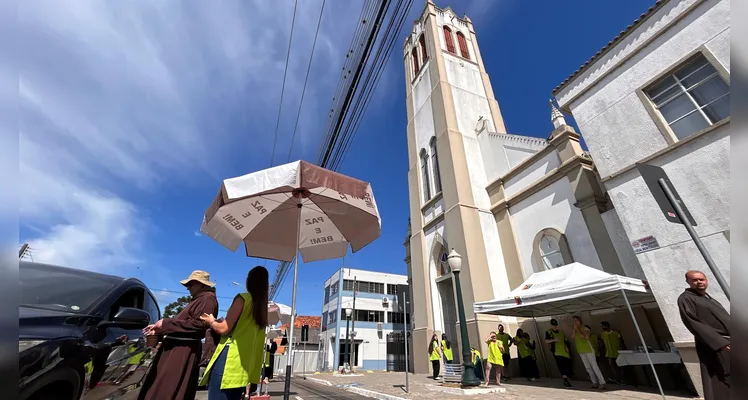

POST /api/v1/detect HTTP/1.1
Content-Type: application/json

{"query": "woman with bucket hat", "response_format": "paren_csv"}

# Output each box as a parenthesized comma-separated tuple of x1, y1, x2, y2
(137, 270, 219, 400)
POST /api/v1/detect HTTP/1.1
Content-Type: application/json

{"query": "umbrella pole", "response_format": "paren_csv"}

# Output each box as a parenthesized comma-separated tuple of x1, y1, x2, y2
(283, 217, 302, 400)
(621, 289, 665, 400)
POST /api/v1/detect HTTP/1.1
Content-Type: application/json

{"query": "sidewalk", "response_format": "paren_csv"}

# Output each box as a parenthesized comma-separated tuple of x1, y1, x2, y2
(306, 371, 699, 400)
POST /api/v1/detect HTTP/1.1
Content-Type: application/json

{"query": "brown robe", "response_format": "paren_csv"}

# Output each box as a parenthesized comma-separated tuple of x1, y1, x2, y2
(677, 288, 730, 400)
(137, 289, 219, 400)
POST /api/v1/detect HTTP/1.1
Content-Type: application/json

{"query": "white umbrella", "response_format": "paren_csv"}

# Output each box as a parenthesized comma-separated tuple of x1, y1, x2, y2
(268, 302, 292, 327)
(200, 160, 381, 397)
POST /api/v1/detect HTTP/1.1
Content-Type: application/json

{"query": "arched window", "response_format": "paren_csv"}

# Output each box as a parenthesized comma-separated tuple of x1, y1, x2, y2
(429, 137, 442, 193)
(442, 26, 455, 54)
(420, 149, 431, 202)
(533, 229, 573, 271)
(419, 35, 428, 64)
(412, 48, 420, 76)
(456, 32, 470, 60)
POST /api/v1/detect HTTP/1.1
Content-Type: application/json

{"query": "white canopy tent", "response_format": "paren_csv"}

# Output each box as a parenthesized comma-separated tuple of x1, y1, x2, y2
(473, 263, 665, 399)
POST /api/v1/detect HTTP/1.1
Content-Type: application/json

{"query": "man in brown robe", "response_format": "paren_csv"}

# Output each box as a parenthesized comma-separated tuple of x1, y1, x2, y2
(137, 270, 219, 400)
(677, 270, 730, 400)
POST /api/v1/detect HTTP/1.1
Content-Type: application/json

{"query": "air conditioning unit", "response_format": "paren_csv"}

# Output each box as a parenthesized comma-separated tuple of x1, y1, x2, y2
(382, 297, 389, 307)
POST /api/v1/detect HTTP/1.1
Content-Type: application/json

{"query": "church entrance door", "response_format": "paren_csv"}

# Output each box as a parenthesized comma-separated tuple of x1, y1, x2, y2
(437, 278, 460, 364)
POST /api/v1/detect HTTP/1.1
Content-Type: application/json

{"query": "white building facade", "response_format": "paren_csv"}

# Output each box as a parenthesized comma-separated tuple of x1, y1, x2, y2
(318, 268, 409, 372)
(401, 3, 683, 387)
(553, 0, 730, 395)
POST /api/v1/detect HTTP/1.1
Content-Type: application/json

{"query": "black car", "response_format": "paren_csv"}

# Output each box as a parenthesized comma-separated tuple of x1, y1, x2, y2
(19, 261, 161, 400)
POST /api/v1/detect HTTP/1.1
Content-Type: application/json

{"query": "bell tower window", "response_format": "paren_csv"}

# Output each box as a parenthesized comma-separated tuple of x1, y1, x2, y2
(443, 26, 455, 54)
(419, 35, 428, 64)
(456, 32, 470, 60)
(412, 48, 420, 76)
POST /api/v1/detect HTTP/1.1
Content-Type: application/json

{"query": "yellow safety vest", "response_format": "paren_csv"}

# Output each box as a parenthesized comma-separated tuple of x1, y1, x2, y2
(547, 329, 570, 358)
(496, 333, 512, 354)
(429, 340, 440, 361)
(441, 340, 453, 361)
(487, 340, 503, 366)
(200, 293, 266, 389)
(601, 330, 622, 358)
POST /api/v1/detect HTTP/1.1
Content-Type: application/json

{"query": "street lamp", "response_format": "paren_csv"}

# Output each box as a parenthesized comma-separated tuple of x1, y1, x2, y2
(344, 308, 353, 373)
(447, 248, 480, 387)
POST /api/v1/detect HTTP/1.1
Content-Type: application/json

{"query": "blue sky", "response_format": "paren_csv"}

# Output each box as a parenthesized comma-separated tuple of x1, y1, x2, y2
(19, 0, 655, 317)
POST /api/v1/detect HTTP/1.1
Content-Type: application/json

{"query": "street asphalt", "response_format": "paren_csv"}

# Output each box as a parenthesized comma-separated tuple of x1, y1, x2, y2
(195, 377, 372, 399)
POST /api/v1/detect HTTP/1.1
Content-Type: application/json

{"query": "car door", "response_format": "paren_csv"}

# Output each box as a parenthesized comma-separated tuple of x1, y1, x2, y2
(80, 287, 155, 400)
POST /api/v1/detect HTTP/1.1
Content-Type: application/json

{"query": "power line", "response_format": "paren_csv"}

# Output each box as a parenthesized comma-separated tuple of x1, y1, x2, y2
(269, 0, 300, 167)
(286, 0, 327, 162)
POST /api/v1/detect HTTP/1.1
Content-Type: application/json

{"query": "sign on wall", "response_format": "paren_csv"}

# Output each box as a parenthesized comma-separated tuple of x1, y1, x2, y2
(631, 235, 660, 254)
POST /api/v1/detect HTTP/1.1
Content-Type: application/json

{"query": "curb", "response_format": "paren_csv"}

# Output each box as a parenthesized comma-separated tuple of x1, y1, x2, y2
(304, 377, 407, 400)
(344, 386, 407, 400)
(305, 377, 332, 386)
(425, 384, 506, 396)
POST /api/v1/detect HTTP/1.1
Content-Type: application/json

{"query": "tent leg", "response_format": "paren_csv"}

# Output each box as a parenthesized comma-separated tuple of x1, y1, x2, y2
(531, 317, 551, 378)
(621, 289, 665, 400)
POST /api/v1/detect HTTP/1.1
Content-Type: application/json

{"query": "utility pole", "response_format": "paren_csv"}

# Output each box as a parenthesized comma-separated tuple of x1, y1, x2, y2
(350, 275, 357, 371)
(19, 243, 29, 259)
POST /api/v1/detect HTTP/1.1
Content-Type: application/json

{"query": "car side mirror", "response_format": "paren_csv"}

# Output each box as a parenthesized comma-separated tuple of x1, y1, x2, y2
(99, 307, 151, 329)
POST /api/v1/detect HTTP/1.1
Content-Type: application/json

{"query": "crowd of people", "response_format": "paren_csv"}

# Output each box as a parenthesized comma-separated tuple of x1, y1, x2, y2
(423, 269, 729, 399)
(426, 318, 626, 390)
(135, 266, 272, 400)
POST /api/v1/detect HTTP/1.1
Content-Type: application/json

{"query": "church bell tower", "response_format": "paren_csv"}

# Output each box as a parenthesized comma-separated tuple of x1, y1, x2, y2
(403, 1, 514, 374)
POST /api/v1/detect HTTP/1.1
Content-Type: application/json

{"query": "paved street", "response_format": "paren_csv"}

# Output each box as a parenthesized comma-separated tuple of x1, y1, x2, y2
(305, 372, 700, 400)
(195, 377, 372, 399)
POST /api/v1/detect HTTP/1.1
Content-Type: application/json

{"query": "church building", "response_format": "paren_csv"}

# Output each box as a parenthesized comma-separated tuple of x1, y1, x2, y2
(402, 1, 674, 385)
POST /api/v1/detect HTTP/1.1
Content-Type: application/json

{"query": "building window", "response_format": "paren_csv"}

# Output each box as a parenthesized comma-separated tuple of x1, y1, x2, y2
(330, 283, 339, 296)
(343, 280, 384, 294)
(354, 310, 384, 323)
(644, 53, 730, 140)
(322, 311, 328, 326)
(329, 311, 337, 324)
(456, 31, 469, 60)
(324, 286, 330, 304)
(419, 35, 428, 64)
(388, 311, 405, 324)
(420, 149, 431, 203)
(429, 137, 442, 193)
(443, 26, 455, 54)
(538, 233, 568, 270)
(411, 48, 420, 76)
(387, 284, 407, 296)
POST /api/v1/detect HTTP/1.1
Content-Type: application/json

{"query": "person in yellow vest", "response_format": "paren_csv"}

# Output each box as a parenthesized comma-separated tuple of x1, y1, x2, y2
(513, 329, 528, 379)
(200, 266, 269, 400)
(441, 333, 454, 364)
(427, 333, 441, 379)
(522, 332, 540, 381)
(600, 321, 626, 384)
(496, 324, 512, 381)
(572, 316, 606, 390)
(470, 347, 485, 382)
(544, 318, 572, 388)
(484, 331, 504, 387)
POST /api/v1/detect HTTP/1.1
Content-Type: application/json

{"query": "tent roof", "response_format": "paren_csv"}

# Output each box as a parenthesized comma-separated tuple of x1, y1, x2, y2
(473, 263, 657, 318)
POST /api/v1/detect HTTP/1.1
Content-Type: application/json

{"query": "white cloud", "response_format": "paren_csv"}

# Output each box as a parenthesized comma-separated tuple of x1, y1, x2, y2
(193, 231, 202, 237)
(17, 0, 360, 274)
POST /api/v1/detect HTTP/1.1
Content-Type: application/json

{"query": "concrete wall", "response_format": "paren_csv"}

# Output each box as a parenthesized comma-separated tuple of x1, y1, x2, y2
(509, 178, 603, 278)
(555, 1, 730, 395)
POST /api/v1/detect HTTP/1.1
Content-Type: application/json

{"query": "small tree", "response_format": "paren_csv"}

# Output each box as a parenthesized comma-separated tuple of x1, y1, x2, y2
(163, 296, 191, 318)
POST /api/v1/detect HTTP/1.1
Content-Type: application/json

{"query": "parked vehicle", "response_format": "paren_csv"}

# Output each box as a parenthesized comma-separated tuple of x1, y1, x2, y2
(19, 261, 161, 400)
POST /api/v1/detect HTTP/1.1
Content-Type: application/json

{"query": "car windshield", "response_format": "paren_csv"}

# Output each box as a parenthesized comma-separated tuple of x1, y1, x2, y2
(20, 264, 117, 313)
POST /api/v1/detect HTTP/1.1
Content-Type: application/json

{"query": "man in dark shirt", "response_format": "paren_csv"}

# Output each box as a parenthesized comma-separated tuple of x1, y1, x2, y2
(677, 270, 729, 400)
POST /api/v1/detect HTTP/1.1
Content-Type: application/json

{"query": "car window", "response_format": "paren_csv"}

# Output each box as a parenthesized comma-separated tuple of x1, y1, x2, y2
(109, 289, 144, 321)
(20, 264, 116, 313)
(144, 293, 160, 324)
